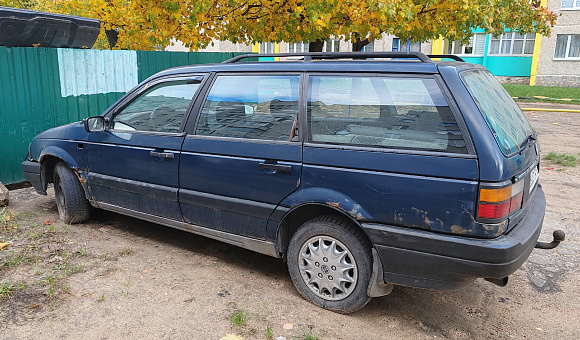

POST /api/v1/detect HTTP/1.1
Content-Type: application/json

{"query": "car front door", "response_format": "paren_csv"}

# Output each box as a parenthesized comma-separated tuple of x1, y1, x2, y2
(86, 75, 205, 220)
(179, 73, 302, 239)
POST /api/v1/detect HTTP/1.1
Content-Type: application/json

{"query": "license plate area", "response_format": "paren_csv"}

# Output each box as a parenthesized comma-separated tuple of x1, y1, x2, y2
(529, 165, 539, 193)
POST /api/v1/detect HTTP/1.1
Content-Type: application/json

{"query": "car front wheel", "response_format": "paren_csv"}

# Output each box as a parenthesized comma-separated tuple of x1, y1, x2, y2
(287, 215, 373, 313)
(53, 162, 90, 224)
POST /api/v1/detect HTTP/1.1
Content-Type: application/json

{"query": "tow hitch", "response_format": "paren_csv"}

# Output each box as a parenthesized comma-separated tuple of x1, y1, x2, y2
(535, 230, 566, 249)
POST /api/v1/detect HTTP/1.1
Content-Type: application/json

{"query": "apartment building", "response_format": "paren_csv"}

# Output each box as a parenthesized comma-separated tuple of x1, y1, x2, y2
(533, 0, 580, 86)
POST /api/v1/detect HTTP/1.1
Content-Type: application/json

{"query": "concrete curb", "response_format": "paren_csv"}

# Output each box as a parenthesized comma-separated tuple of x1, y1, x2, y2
(521, 107, 580, 113)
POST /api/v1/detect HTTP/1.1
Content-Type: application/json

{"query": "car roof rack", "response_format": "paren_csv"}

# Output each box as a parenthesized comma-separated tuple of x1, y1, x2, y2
(223, 51, 434, 63)
(427, 54, 465, 62)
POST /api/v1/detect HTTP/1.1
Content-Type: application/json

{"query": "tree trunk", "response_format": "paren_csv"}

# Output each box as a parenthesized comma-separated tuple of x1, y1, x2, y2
(308, 39, 323, 52)
(105, 29, 119, 49)
(352, 37, 370, 52)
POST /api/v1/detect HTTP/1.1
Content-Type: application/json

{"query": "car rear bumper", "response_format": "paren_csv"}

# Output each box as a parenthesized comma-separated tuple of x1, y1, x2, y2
(363, 185, 545, 290)
(21, 160, 46, 195)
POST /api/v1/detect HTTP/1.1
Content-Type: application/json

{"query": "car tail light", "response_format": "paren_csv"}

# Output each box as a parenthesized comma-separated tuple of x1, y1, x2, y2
(477, 180, 524, 220)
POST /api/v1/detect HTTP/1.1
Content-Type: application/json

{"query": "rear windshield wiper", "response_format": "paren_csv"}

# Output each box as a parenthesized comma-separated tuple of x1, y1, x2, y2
(519, 133, 537, 154)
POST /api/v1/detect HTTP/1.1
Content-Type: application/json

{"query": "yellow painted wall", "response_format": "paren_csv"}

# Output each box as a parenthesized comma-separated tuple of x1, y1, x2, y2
(529, 0, 547, 86)
(431, 38, 443, 55)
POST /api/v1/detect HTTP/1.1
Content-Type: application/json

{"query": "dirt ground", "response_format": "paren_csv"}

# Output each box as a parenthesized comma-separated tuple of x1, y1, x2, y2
(1, 103, 579, 340)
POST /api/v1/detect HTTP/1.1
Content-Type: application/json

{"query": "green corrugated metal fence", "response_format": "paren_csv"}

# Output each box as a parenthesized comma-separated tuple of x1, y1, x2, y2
(136, 51, 237, 82)
(0, 47, 243, 185)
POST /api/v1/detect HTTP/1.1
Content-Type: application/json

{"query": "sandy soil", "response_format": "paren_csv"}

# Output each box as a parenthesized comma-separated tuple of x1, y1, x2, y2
(1, 104, 579, 340)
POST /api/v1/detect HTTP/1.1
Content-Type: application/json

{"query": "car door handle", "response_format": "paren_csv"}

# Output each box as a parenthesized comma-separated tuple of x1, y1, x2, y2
(150, 151, 174, 159)
(259, 162, 292, 173)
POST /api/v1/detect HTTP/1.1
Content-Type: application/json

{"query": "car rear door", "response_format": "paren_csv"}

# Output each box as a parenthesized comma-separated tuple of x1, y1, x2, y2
(179, 73, 302, 239)
(86, 75, 205, 220)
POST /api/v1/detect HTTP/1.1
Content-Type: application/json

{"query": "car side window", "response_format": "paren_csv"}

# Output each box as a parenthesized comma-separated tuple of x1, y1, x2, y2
(308, 75, 467, 153)
(111, 80, 201, 133)
(195, 75, 300, 141)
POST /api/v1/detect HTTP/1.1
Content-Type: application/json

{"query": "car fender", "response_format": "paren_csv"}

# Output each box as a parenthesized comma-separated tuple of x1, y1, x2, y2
(280, 187, 372, 221)
(38, 145, 89, 192)
(40, 146, 81, 170)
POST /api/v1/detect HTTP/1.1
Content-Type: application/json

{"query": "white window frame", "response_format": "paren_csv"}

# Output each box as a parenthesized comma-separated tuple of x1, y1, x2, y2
(554, 34, 580, 60)
(488, 32, 536, 56)
(363, 40, 375, 52)
(561, 0, 580, 10)
(288, 40, 340, 53)
(391, 38, 420, 52)
(259, 42, 275, 54)
(288, 42, 308, 53)
(323, 39, 340, 52)
(442, 34, 486, 56)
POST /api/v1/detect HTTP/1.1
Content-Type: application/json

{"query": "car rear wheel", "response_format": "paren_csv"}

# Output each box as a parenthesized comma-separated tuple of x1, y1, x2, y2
(53, 162, 90, 224)
(287, 215, 373, 313)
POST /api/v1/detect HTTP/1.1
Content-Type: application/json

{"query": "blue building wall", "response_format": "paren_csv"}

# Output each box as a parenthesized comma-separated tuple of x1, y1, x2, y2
(434, 30, 533, 77)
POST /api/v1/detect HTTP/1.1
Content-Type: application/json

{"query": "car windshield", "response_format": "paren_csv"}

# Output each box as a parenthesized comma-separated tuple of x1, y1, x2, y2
(461, 70, 534, 155)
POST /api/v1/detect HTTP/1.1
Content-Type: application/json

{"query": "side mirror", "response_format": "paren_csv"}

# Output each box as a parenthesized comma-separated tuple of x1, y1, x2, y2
(84, 116, 105, 132)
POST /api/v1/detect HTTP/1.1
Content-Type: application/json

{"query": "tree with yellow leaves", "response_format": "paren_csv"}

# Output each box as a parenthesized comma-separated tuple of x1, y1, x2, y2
(210, 0, 558, 51)
(10, 0, 558, 52)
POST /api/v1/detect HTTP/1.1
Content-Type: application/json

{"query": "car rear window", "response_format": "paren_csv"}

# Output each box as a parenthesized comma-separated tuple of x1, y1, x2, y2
(460, 70, 534, 155)
(307, 75, 467, 153)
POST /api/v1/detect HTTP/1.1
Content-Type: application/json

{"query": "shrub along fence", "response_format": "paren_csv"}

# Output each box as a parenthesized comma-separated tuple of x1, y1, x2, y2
(0, 47, 243, 185)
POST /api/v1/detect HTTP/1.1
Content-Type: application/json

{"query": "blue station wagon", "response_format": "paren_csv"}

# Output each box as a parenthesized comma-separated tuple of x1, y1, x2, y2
(22, 52, 564, 313)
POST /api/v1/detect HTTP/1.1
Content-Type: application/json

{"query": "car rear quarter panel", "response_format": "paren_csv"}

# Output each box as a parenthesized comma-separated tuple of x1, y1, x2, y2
(293, 146, 483, 236)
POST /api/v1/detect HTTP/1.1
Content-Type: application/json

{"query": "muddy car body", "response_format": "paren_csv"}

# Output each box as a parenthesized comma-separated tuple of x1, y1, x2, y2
(22, 52, 561, 313)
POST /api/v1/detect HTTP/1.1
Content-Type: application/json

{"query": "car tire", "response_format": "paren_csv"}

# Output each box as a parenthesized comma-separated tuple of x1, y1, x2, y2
(287, 215, 373, 313)
(53, 162, 90, 224)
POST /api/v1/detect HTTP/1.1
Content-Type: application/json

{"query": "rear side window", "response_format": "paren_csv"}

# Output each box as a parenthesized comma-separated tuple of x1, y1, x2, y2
(196, 75, 300, 141)
(307, 75, 466, 153)
(461, 70, 534, 155)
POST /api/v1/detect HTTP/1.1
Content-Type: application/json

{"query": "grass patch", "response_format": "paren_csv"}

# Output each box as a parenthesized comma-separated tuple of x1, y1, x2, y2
(502, 84, 580, 104)
(544, 152, 578, 167)
(101, 252, 110, 261)
(0, 202, 101, 323)
(120, 279, 130, 297)
(296, 328, 322, 340)
(265, 325, 274, 339)
(231, 309, 246, 327)
(0, 281, 24, 301)
(3, 250, 31, 267)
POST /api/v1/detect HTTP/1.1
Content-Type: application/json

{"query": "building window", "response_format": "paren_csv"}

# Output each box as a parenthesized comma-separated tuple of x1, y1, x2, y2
(392, 38, 399, 51)
(561, 0, 580, 9)
(392, 38, 420, 52)
(363, 41, 375, 52)
(554, 34, 580, 59)
(489, 32, 536, 55)
(289, 42, 308, 53)
(259, 42, 275, 54)
(401, 39, 421, 52)
(324, 39, 340, 52)
(288, 40, 339, 53)
(443, 33, 486, 56)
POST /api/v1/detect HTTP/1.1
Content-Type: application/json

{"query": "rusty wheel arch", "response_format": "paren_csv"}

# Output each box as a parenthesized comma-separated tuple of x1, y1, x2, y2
(39, 155, 63, 189)
(276, 203, 374, 258)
